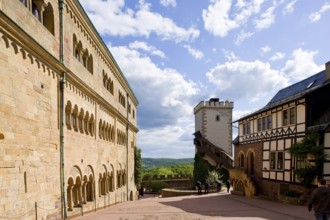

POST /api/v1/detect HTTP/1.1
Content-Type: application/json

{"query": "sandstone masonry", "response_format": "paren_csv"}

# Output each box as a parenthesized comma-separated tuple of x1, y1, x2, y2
(0, 1, 138, 219)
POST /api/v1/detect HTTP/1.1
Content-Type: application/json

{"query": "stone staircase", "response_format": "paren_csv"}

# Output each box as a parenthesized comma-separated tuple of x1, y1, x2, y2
(193, 131, 233, 169)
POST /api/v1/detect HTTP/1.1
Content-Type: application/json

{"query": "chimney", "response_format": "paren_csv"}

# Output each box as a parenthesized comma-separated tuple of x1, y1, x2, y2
(326, 61, 330, 81)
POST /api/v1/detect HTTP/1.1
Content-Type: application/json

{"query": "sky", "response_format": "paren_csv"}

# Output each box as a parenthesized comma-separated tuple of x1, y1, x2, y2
(79, 0, 330, 159)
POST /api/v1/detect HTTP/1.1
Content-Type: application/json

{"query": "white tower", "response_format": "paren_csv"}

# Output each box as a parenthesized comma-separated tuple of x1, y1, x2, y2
(194, 98, 234, 156)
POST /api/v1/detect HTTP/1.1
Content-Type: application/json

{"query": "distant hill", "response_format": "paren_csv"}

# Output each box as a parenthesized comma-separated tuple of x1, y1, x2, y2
(142, 158, 194, 170)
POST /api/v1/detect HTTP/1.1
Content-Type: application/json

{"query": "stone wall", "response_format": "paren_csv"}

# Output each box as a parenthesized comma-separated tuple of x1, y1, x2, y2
(0, 1, 138, 219)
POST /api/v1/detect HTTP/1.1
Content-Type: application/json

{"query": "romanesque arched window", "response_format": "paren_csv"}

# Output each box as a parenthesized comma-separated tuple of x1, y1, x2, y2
(117, 171, 120, 188)
(19, 0, 28, 8)
(65, 101, 72, 130)
(89, 114, 94, 136)
(101, 173, 106, 195)
(239, 153, 244, 168)
(67, 177, 74, 211)
(105, 123, 109, 141)
(75, 42, 82, 62)
(73, 34, 77, 57)
(43, 3, 54, 35)
(87, 174, 94, 201)
(82, 49, 88, 68)
(103, 70, 107, 87)
(72, 105, 79, 131)
(87, 54, 93, 74)
(31, 0, 40, 20)
(84, 111, 89, 135)
(102, 123, 106, 140)
(99, 119, 103, 139)
(78, 108, 84, 133)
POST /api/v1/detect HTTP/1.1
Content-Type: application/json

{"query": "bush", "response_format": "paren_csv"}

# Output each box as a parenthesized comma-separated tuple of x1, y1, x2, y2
(145, 181, 168, 193)
(284, 190, 301, 198)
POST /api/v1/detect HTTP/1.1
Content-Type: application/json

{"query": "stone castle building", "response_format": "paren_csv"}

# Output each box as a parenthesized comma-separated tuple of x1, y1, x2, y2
(194, 98, 234, 168)
(0, 0, 138, 219)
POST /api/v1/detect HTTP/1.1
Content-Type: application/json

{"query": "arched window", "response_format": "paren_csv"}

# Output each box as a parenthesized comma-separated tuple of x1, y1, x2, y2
(102, 123, 106, 140)
(31, 1, 40, 20)
(239, 153, 244, 168)
(101, 173, 106, 195)
(110, 126, 114, 142)
(117, 171, 120, 188)
(82, 49, 88, 67)
(78, 108, 84, 133)
(87, 174, 94, 201)
(87, 54, 93, 74)
(43, 3, 54, 35)
(84, 111, 89, 135)
(99, 119, 103, 139)
(105, 123, 109, 141)
(75, 42, 82, 61)
(89, 114, 94, 136)
(103, 72, 108, 87)
(19, 0, 28, 7)
(65, 101, 72, 129)
(72, 105, 79, 131)
(73, 34, 77, 57)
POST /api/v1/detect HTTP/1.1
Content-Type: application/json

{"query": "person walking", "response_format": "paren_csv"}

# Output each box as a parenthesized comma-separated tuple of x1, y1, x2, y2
(226, 180, 231, 193)
(308, 178, 330, 220)
(196, 181, 202, 195)
(216, 180, 222, 192)
(204, 179, 210, 194)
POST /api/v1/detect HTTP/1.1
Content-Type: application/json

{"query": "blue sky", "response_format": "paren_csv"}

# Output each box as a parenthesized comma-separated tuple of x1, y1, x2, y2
(79, 0, 330, 158)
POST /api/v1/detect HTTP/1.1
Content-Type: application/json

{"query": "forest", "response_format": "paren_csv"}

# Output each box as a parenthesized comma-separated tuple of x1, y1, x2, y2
(142, 158, 194, 177)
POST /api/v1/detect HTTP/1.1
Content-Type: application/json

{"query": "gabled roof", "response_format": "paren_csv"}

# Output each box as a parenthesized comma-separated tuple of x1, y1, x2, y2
(265, 70, 326, 108)
(236, 70, 329, 122)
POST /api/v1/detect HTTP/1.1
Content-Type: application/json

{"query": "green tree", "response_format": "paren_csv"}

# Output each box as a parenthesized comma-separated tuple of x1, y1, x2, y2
(289, 131, 327, 188)
(193, 153, 211, 184)
(134, 147, 142, 188)
(206, 170, 221, 185)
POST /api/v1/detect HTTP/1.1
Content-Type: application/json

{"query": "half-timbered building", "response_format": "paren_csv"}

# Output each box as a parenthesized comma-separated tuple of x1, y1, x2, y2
(230, 62, 330, 198)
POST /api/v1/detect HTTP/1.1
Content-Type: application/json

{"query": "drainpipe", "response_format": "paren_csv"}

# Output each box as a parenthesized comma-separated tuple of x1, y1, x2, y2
(126, 93, 129, 201)
(59, 0, 67, 218)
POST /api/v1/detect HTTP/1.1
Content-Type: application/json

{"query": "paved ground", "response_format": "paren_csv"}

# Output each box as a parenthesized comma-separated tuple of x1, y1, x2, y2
(74, 192, 315, 220)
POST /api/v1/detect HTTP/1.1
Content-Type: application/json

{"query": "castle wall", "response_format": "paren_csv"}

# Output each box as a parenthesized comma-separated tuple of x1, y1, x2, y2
(0, 1, 138, 219)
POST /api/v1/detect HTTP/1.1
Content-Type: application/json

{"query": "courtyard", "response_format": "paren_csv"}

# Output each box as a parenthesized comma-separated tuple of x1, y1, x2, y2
(74, 192, 314, 220)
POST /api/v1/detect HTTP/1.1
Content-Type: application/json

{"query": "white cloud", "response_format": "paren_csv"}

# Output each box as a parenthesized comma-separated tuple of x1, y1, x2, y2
(183, 45, 204, 59)
(254, 6, 275, 30)
(283, 0, 297, 15)
(108, 43, 204, 157)
(222, 49, 238, 61)
(79, 0, 199, 42)
(261, 45, 272, 54)
(309, 3, 330, 23)
(108, 44, 201, 128)
(206, 60, 289, 102)
(270, 52, 285, 61)
(234, 30, 254, 45)
(160, 0, 176, 7)
(281, 49, 323, 81)
(138, 125, 194, 158)
(202, 0, 263, 37)
(129, 41, 166, 58)
(233, 109, 256, 122)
